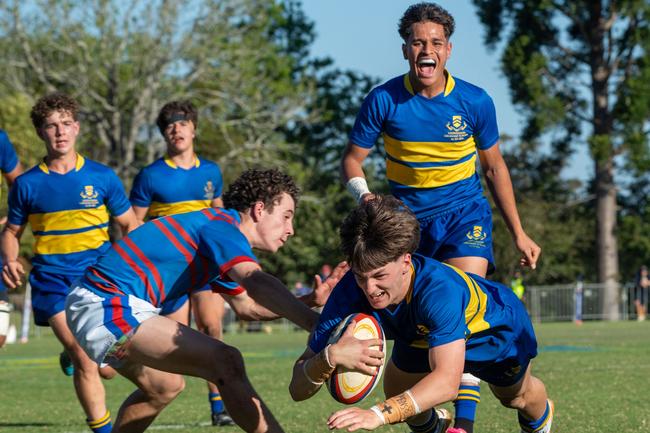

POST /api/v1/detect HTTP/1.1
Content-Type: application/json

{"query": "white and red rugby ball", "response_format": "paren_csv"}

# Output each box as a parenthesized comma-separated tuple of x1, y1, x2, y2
(326, 313, 386, 404)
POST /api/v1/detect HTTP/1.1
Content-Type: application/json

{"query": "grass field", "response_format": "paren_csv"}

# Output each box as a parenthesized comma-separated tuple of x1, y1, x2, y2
(0, 321, 649, 433)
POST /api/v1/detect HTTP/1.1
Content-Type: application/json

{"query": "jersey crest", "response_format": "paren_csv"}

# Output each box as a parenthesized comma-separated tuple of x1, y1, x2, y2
(80, 185, 100, 207)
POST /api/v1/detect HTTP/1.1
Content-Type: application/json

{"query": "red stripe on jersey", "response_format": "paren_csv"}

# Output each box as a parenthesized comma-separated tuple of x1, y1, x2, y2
(114, 242, 159, 305)
(166, 218, 198, 250)
(201, 208, 238, 226)
(110, 296, 132, 335)
(123, 237, 166, 304)
(89, 268, 124, 295)
(219, 256, 258, 279)
(211, 283, 246, 296)
(152, 219, 198, 288)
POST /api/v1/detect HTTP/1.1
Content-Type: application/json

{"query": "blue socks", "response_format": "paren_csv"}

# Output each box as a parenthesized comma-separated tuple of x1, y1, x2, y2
(87, 411, 111, 433)
(453, 383, 480, 433)
(209, 392, 224, 414)
(519, 400, 553, 433)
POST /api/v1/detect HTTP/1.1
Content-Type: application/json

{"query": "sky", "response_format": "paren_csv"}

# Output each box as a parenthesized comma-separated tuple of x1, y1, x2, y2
(300, 0, 592, 181)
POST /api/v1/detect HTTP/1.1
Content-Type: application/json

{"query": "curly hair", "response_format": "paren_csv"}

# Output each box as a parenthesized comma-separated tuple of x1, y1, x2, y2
(30, 93, 79, 129)
(156, 100, 198, 134)
(340, 195, 420, 273)
(398, 2, 455, 41)
(223, 168, 300, 213)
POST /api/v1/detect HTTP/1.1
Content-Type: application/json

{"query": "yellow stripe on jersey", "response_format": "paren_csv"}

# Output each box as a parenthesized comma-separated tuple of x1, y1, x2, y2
(444, 264, 490, 335)
(386, 154, 477, 188)
(34, 227, 109, 255)
(28, 206, 110, 232)
(384, 135, 477, 163)
(148, 200, 211, 217)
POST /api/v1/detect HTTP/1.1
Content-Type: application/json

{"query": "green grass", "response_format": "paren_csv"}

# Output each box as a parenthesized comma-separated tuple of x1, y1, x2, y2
(1, 321, 649, 433)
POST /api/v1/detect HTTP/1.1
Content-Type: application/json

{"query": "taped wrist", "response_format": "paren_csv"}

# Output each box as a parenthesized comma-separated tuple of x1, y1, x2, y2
(346, 177, 371, 203)
(370, 390, 421, 424)
(303, 344, 335, 384)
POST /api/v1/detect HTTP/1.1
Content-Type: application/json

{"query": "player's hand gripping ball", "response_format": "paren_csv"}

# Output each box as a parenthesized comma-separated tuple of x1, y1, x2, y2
(326, 313, 386, 404)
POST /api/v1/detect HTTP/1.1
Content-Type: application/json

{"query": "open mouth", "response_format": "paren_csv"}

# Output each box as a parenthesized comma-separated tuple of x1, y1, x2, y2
(417, 58, 437, 77)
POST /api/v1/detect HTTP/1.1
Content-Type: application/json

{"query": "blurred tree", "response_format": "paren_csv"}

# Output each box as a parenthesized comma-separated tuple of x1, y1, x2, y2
(473, 0, 650, 319)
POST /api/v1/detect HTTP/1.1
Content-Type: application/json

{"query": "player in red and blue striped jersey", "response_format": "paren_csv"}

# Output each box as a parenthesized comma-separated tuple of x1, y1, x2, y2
(66, 168, 346, 433)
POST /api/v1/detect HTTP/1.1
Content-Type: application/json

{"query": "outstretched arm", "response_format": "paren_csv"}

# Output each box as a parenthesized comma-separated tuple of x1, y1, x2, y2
(227, 261, 318, 331)
(479, 144, 541, 269)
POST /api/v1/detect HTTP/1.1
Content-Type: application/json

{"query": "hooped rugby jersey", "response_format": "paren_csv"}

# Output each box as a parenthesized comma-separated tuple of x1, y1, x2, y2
(349, 71, 499, 218)
(130, 155, 223, 218)
(7, 154, 131, 274)
(309, 254, 527, 364)
(82, 208, 254, 308)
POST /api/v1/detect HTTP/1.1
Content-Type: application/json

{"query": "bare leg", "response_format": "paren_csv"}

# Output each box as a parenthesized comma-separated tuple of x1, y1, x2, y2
(489, 364, 549, 422)
(49, 312, 108, 421)
(112, 363, 185, 432)
(122, 315, 284, 433)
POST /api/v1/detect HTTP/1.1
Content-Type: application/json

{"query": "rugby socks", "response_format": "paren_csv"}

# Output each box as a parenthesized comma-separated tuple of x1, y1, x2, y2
(453, 383, 480, 433)
(406, 409, 438, 433)
(209, 392, 225, 414)
(519, 400, 554, 433)
(406, 408, 451, 433)
(86, 410, 112, 433)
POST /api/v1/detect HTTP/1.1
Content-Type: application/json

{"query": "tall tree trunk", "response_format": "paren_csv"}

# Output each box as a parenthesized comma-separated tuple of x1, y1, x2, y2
(595, 159, 620, 320)
(590, 1, 619, 320)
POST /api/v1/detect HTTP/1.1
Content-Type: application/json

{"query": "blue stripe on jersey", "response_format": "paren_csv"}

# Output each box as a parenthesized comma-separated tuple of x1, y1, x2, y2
(349, 72, 499, 218)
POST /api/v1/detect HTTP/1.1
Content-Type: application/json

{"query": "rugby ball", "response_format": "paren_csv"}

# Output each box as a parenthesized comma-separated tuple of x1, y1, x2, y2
(326, 313, 386, 404)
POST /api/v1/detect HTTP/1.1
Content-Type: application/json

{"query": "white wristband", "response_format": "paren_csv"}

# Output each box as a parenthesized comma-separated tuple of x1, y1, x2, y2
(323, 344, 334, 369)
(370, 406, 386, 425)
(302, 361, 324, 385)
(405, 389, 421, 415)
(346, 177, 371, 203)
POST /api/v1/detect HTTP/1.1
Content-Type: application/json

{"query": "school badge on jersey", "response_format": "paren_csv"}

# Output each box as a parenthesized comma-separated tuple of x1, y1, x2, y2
(444, 114, 469, 141)
(204, 181, 215, 200)
(80, 185, 100, 207)
(464, 225, 487, 248)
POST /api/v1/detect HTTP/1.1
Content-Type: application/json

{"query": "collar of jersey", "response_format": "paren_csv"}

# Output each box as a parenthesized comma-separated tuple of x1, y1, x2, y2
(38, 153, 85, 174)
(164, 154, 200, 169)
(403, 69, 455, 97)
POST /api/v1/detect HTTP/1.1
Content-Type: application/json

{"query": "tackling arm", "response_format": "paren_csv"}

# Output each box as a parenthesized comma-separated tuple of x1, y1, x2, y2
(228, 261, 319, 331)
(340, 142, 374, 203)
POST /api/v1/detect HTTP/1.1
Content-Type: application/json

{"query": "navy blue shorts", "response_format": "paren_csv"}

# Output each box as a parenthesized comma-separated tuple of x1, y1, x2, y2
(30, 270, 81, 326)
(417, 198, 495, 274)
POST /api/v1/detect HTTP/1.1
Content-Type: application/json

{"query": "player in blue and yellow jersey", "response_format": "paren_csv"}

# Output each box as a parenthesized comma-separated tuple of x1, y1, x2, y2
(340, 4, 541, 431)
(290, 196, 553, 433)
(1, 93, 138, 433)
(130, 100, 233, 426)
(65, 168, 346, 433)
(0, 129, 22, 348)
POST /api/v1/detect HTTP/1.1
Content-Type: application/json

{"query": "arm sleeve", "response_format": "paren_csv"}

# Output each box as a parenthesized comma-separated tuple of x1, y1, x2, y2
(0, 131, 19, 174)
(348, 88, 389, 149)
(472, 91, 500, 150)
(105, 169, 132, 216)
(129, 169, 153, 207)
(420, 281, 468, 348)
(197, 220, 258, 279)
(7, 180, 29, 226)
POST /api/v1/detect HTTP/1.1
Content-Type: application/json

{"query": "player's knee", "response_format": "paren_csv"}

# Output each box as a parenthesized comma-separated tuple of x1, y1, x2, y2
(213, 344, 245, 383)
(146, 375, 186, 406)
(496, 393, 526, 410)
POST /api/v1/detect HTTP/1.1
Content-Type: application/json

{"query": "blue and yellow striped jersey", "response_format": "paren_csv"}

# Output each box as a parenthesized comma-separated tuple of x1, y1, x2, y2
(309, 254, 524, 364)
(130, 155, 223, 218)
(349, 72, 499, 218)
(7, 155, 131, 274)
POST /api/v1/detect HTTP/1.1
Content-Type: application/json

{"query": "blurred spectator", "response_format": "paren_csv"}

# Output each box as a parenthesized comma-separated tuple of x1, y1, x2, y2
(574, 274, 584, 325)
(319, 263, 333, 281)
(510, 270, 525, 303)
(293, 281, 311, 297)
(634, 265, 649, 321)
